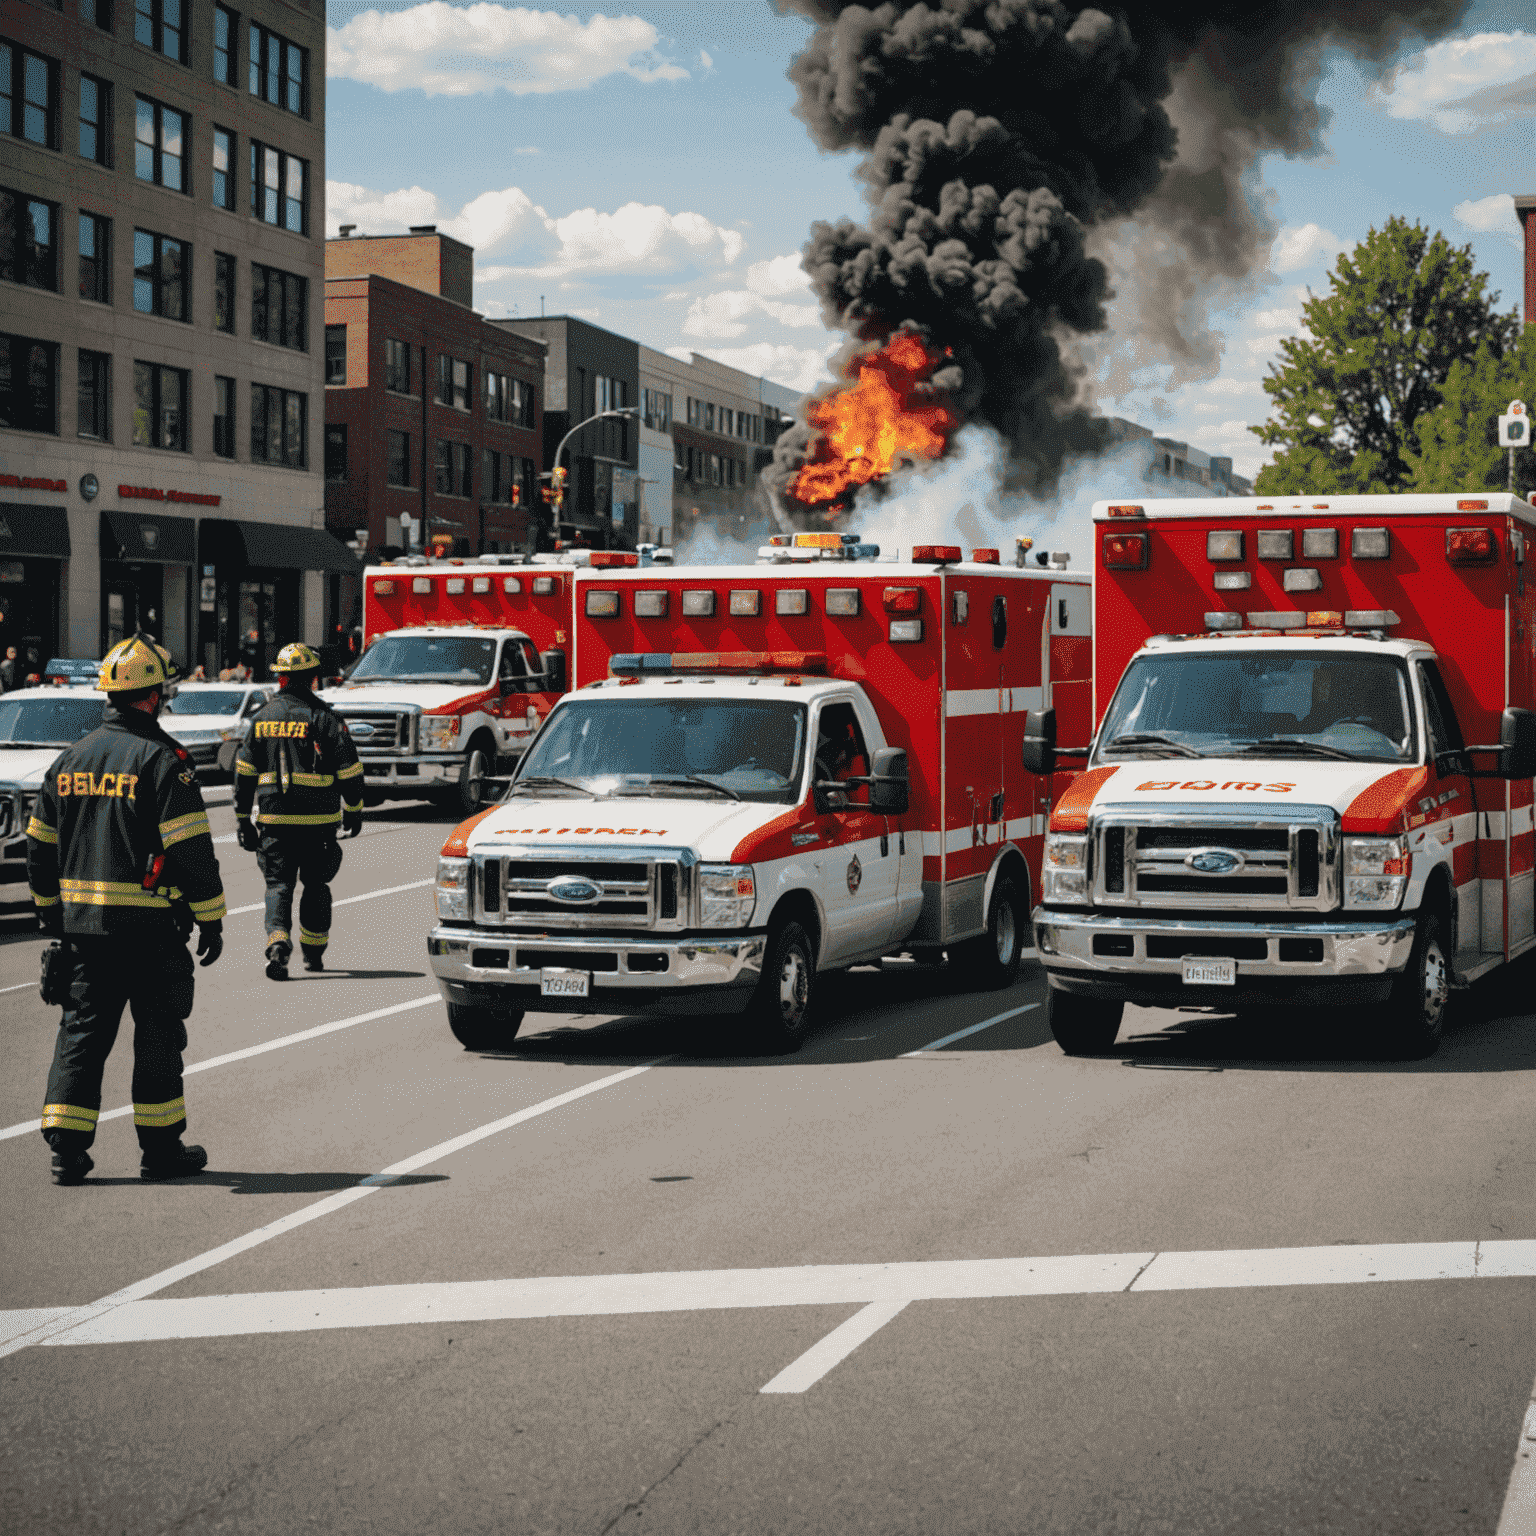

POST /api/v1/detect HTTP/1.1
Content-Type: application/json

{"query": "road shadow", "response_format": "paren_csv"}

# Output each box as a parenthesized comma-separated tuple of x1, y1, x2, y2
(0, 908, 41, 946)
(74, 1171, 449, 1192)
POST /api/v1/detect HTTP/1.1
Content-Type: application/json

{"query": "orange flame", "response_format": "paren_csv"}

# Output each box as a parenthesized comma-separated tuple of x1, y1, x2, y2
(790, 333, 958, 508)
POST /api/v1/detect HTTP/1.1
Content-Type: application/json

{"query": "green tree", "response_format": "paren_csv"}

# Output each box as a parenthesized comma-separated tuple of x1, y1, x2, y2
(1407, 329, 1536, 497)
(1252, 217, 1520, 495)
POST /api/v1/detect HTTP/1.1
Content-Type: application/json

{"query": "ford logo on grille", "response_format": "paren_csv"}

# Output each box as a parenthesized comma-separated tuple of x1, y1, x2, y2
(1186, 848, 1245, 876)
(547, 876, 601, 904)
(349, 722, 377, 737)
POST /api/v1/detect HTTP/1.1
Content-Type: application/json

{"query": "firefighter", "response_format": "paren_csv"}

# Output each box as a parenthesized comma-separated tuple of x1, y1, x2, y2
(27, 635, 226, 1186)
(234, 641, 363, 979)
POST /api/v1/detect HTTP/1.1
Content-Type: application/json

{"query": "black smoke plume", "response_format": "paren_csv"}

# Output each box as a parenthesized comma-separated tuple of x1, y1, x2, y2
(766, 0, 1471, 507)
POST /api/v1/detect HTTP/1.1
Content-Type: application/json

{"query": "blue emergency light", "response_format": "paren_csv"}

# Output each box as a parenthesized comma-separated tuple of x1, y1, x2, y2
(609, 653, 674, 675)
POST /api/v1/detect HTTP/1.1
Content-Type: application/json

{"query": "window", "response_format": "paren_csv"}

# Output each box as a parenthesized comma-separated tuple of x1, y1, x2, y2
(325, 324, 345, 384)
(250, 382, 305, 467)
(710, 452, 721, 486)
(1, 43, 58, 148)
(135, 0, 187, 63)
(79, 74, 109, 164)
(133, 229, 188, 321)
(482, 448, 499, 501)
(212, 374, 233, 457)
(387, 429, 410, 487)
(250, 262, 306, 349)
(135, 97, 186, 192)
(0, 335, 57, 433)
(132, 360, 187, 450)
(436, 354, 470, 410)
(434, 439, 452, 493)
(212, 126, 234, 209)
(596, 374, 626, 414)
(250, 141, 305, 233)
(92, 1, 114, 32)
(325, 422, 346, 481)
(512, 375, 535, 428)
(721, 407, 733, 436)
(0, 190, 58, 290)
(484, 370, 507, 422)
(705, 402, 716, 432)
(673, 437, 684, 469)
(213, 5, 236, 85)
(213, 251, 235, 333)
(78, 211, 109, 302)
(642, 387, 671, 432)
(434, 440, 472, 496)
(384, 337, 410, 393)
(249, 23, 307, 115)
(78, 350, 110, 441)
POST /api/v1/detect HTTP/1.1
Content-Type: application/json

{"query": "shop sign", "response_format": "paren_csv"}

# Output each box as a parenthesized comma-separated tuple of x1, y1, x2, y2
(0, 474, 66, 492)
(118, 485, 221, 506)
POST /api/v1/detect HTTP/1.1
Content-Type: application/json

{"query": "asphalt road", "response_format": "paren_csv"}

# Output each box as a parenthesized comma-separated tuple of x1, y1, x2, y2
(3, 794, 1536, 1535)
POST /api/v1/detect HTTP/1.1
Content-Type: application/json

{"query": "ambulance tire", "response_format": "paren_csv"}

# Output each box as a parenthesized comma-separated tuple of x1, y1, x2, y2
(746, 919, 816, 1054)
(454, 745, 492, 817)
(1047, 988, 1124, 1056)
(448, 1003, 524, 1051)
(954, 874, 1025, 989)
(1378, 913, 1450, 1059)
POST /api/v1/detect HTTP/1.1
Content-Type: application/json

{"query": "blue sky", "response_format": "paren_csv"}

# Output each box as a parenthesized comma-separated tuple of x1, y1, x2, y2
(324, 0, 1536, 480)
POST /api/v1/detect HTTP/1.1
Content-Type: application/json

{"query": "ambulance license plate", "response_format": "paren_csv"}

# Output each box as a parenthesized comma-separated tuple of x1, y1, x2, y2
(540, 969, 590, 999)
(1182, 957, 1235, 986)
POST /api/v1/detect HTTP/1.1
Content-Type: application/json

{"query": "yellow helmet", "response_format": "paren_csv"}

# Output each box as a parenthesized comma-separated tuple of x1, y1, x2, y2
(99, 635, 178, 693)
(274, 641, 322, 674)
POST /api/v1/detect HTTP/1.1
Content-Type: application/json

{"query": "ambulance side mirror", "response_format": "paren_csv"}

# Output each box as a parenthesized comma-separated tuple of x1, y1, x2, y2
(540, 649, 567, 694)
(1022, 709, 1057, 777)
(1500, 708, 1536, 779)
(867, 747, 909, 816)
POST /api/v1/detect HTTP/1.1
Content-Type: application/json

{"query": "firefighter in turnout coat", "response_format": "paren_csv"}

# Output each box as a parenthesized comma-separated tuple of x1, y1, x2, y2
(28, 636, 226, 1186)
(235, 642, 363, 979)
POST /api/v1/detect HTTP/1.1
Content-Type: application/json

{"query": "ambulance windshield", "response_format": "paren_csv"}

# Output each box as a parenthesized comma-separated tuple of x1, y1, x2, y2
(0, 696, 105, 746)
(514, 697, 807, 804)
(349, 635, 498, 685)
(1095, 651, 1417, 764)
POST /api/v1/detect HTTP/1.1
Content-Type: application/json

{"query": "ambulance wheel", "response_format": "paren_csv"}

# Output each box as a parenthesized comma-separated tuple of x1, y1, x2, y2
(456, 746, 491, 816)
(1048, 988, 1123, 1056)
(448, 1003, 524, 1051)
(1378, 913, 1450, 1059)
(746, 920, 816, 1054)
(954, 874, 1025, 989)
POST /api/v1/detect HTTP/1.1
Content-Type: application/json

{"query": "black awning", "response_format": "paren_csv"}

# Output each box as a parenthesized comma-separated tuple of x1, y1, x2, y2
(0, 503, 71, 558)
(201, 519, 360, 574)
(101, 510, 197, 564)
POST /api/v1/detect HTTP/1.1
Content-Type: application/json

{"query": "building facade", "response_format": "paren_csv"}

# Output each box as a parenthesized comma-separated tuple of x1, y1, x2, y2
(0, 0, 350, 680)
(1104, 419, 1253, 497)
(323, 230, 544, 566)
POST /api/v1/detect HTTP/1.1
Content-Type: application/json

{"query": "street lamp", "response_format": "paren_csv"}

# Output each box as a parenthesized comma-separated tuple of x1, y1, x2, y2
(546, 405, 640, 542)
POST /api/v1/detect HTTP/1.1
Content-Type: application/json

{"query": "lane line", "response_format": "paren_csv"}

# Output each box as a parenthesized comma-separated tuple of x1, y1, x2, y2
(0, 980, 35, 995)
(27, 1239, 1536, 1350)
(0, 995, 443, 1142)
(760, 1301, 910, 1393)
(1, 1058, 670, 1358)
(1495, 1371, 1536, 1536)
(901, 1003, 1040, 1056)
(225, 876, 431, 919)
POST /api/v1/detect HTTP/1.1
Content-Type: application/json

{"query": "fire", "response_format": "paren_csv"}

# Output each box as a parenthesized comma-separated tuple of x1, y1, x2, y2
(791, 333, 958, 508)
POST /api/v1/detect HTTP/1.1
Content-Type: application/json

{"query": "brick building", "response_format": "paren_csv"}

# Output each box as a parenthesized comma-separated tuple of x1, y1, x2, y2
(323, 229, 545, 566)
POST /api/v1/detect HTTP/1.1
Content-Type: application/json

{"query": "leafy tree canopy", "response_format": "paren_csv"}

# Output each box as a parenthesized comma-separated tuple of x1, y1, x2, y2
(1407, 329, 1536, 497)
(1252, 217, 1520, 495)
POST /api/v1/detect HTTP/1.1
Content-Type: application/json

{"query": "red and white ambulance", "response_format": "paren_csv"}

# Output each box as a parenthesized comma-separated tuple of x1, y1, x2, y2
(427, 538, 1092, 1051)
(323, 552, 627, 814)
(1028, 493, 1536, 1058)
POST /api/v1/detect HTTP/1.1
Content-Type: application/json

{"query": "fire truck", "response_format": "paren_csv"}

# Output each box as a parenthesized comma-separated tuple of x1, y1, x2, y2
(1028, 493, 1536, 1060)
(324, 552, 635, 815)
(427, 537, 1092, 1051)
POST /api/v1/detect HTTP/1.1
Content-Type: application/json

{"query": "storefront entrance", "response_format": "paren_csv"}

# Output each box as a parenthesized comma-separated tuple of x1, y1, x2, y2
(0, 503, 68, 675)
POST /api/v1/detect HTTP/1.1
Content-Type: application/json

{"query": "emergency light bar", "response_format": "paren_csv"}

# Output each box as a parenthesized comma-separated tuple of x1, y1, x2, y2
(912, 545, 962, 564)
(589, 551, 640, 568)
(1447, 526, 1496, 564)
(609, 651, 829, 676)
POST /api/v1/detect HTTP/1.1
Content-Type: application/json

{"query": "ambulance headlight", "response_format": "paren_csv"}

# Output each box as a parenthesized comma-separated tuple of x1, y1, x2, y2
(1343, 835, 1408, 910)
(1042, 833, 1089, 904)
(698, 864, 756, 928)
(436, 856, 471, 921)
(420, 716, 459, 751)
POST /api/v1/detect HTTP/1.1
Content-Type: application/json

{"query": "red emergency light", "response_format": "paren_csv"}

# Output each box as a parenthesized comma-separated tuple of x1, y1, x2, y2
(882, 587, 922, 615)
(610, 651, 829, 676)
(1104, 504, 1145, 518)
(971, 548, 1000, 564)
(1447, 526, 1496, 564)
(1102, 531, 1149, 570)
(589, 551, 639, 568)
(912, 545, 961, 564)
(1456, 499, 1490, 511)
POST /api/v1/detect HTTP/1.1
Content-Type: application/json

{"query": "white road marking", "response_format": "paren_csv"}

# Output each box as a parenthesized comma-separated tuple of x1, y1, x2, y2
(20, 1239, 1535, 1354)
(760, 1301, 910, 1393)
(0, 979, 36, 994)
(225, 876, 431, 918)
(1495, 1374, 1536, 1536)
(0, 1058, 670, 1358)
(0, 995, 443, 1143)
(902, 1003, 1040, 1056)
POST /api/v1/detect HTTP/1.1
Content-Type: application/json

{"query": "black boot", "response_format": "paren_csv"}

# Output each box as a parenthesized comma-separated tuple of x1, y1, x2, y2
(301, 945, 324, 973)
(50, 1148, 94, 1186)
(140, 1142, 209, 1181)
(265, 941, 291, 980)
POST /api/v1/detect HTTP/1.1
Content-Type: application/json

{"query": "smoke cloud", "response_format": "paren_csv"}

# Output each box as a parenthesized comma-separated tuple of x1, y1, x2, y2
(767, 0, 1472, 506)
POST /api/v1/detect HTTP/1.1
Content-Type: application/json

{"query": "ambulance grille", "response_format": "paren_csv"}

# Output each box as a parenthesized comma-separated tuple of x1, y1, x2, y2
(334, 710, 414, 754)
(0, 789, 19, 841)
(471, 852, 690, 931)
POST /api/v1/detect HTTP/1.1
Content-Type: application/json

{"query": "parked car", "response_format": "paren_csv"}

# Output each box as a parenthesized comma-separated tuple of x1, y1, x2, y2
(162, 681, 275, 772)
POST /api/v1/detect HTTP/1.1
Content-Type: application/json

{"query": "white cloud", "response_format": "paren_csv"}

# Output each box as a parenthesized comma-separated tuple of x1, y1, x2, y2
(1454, 192, 1522, 244)
(700, 49, 713, 70)
(1252, 308, 1302, 332)
(745, 254, 811, 298)
(1201, 376, 1266, 397)
(674, 342, 837, 396)
(1246, 334, 1290, 359)
(1271, 223, 1344, 273)
(328, 2, 689, 97)
(1379, 31, 1536, 133)
(326, 180, 441, 233)
(681, 289, 820, 339)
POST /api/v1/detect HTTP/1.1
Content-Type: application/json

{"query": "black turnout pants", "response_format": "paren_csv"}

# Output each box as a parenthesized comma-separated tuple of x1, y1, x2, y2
(258, 830, 339, 953)
(41, 931, 195, 1154)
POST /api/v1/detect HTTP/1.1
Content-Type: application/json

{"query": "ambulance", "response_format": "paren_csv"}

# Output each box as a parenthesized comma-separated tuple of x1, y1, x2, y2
(427, 537, 1091, 1051)
(323, 551, 631, 815)
(1028, 493, 1536, 1059)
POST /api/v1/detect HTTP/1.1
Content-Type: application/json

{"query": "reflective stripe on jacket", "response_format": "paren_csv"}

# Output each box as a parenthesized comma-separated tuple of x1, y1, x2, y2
(234, 686, 362, 829)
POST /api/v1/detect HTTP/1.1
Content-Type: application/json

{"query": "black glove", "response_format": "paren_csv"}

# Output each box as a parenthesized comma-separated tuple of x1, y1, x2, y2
(37, 904, 62, 938)
(341, 810, 363, 840)
(196, 921, 223, 968)
(237, 820, 261, 852)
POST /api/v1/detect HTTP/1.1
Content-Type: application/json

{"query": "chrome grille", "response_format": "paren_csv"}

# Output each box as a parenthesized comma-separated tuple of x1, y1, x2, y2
(336, 710, 415, 754)
(1091, 803, 1338, 912)
(0, 789, 19, 841)
(473, 849, 691, 931)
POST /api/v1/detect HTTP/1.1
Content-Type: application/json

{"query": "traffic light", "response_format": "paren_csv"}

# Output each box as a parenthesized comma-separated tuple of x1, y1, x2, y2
(1499, 400, 1530, 447)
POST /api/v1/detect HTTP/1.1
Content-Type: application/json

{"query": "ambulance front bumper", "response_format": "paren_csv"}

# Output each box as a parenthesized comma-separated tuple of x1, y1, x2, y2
(428, 927, 766, 1016)
(1033, 909, 1418, 1007)
(359, 755, 460, 790)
